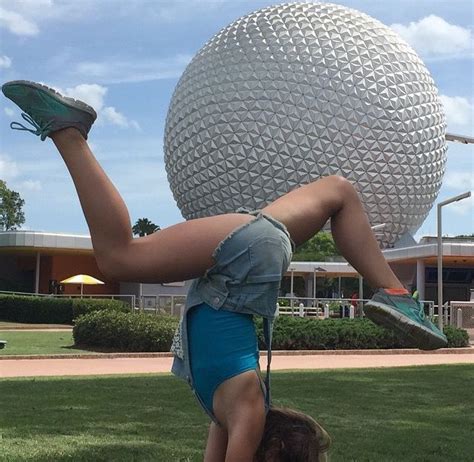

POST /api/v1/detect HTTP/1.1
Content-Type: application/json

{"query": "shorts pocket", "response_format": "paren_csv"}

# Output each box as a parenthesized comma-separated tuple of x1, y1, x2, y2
(247, 236, 287, 283)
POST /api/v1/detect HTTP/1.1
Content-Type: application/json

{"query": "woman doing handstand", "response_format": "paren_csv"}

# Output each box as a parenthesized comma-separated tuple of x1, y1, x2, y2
(2, 81, 447, 461)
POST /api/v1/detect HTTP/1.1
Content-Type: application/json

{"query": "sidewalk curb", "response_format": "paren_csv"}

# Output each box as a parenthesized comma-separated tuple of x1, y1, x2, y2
(1, 347, 473, 361)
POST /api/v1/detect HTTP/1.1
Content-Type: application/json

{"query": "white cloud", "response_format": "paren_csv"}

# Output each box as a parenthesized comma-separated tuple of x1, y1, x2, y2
(391, 15, 472, 58)
(0, 0, 100, 36)
(20, 180, 42, 192)
(0, 153, 19, 180)
(440, 95, 473, 127)
(102, 106, 140, 130)
(0, 6, 39, 36)
(133, 0, 226, 23)
(102, 106, 129, 127)
(4, 107, 14, 118)
(0, 0, 222, 40)
(58, 83, 138, 129)
(444, 171, 474, 190)
(74, 54, 192, 84)
(0, 54, 11, 68)
(63, 83, 107, 112)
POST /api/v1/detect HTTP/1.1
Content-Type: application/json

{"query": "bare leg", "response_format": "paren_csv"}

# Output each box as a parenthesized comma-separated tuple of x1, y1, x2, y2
(51, 128, 254, 283)
(204, 423, 228, 462)
(263, 176, 403, 290)
(213, 371, 266, 462)
(52, 129, 401, 289)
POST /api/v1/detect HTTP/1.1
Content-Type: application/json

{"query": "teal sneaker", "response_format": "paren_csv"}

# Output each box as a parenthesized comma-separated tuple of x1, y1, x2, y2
(364, 288, 448, 350)
(2, 80, 97, 140)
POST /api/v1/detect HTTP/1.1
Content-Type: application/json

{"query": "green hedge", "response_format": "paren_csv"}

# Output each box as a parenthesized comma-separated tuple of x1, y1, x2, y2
(72, 310, 469, 353)
(443, 325, 470, 348)
(255, 316, 469, 350)
(0, 294, 129, 324)
(73, 310, 179, 352)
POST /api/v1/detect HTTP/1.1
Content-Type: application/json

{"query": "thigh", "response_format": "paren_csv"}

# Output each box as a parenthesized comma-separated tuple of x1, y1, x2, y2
(262, 175, 347, 246)
(117, 213, 255, 283)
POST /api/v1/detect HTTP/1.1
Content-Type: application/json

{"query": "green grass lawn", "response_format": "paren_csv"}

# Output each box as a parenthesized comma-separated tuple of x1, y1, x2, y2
(0, 331, 92, 356)
(0, 321, 72, 329)
(0, 365, 473, 461)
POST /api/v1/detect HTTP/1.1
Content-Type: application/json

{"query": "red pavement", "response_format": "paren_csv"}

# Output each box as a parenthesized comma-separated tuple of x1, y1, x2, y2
(1, 349, 473, 378)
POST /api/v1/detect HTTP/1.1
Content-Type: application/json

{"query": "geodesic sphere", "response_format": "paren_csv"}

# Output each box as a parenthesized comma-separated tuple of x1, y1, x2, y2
(164, 2, 446, 248)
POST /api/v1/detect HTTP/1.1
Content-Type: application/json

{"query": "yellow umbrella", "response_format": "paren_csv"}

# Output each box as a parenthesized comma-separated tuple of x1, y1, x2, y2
(60, 274, 105, 296)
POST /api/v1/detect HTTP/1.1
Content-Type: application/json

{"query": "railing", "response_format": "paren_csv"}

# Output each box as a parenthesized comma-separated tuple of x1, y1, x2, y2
(448, 301, 474, 329)
(277, 297, 365, 319)
(138, 295, 186, 316)
(0, 290, 438, 322)
(277, 297, 436, 321)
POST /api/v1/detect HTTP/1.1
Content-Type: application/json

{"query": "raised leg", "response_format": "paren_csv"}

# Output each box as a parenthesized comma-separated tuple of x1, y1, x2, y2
(262, 176, 404, 290)
(51, 128, 254, 283)
(53, 129, 403, 290)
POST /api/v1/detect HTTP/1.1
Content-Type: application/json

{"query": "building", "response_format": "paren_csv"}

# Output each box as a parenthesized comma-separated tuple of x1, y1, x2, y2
(1, 230, 473, 306)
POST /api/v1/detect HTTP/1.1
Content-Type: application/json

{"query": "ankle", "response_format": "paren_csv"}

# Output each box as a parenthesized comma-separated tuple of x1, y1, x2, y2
(50, 127, 84, 143)
(382, 288, 409, 295)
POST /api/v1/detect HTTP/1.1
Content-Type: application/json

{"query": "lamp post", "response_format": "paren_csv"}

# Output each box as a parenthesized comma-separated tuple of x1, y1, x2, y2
(437, 191, 471, 329)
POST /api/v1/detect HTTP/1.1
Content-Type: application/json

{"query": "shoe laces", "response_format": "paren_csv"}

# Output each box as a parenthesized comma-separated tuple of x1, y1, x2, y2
(10, 112, 53, 141)
(414, 298, 426, 320)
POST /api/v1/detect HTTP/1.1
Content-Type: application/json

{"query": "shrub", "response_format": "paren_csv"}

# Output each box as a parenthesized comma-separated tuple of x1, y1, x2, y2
(255, 316, 469, 350)
(444, 325, 470, 348)
(71, 298, 130, 319)
(73, 310, 179, 352)
(73, 310, 469, 353)
(0, 294, 129, 324)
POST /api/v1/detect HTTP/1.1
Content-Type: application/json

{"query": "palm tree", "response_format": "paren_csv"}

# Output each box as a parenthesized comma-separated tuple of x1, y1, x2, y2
(132, 218, 161, 237)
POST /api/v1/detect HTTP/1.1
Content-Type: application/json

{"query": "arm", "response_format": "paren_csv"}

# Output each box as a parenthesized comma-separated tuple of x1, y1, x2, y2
(204, 422, 228, 462)
(213, 370, 266, 462)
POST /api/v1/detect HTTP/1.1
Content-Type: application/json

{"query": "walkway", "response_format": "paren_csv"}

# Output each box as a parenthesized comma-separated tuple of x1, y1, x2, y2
(1, 349, 473, 378)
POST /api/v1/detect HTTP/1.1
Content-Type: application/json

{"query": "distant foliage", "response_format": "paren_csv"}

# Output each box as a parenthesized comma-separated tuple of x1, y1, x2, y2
(73, 311, 469, 353)
(292, 232, 340, 261)
(0, 294, 129, 324)
(442, 325, 470, 347)
(254, 316, 469, 350)
(132, 218, 160, 237)
(0, 179, 25, 231)
(73, 310, 179, 351)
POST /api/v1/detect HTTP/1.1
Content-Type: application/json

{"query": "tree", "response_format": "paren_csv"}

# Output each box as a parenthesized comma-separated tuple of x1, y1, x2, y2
(292, 231, 340, 261)
(132, 218, 160, 237)
(0, 180, 25, 231)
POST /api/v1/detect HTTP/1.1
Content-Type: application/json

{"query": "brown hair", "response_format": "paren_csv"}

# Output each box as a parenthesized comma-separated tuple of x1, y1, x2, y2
(254, 407, 332, 462)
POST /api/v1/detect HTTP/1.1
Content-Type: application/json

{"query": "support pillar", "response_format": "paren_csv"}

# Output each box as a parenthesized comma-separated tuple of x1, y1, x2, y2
(290, 269, 294, 309)
(35, 252, 41, 294)
(313, 269, 316, 301)
(305, 274, 314, 306)
(416, 259, 425, 301)
(358, 275, 364, 316)
(358, 275, 364, 300)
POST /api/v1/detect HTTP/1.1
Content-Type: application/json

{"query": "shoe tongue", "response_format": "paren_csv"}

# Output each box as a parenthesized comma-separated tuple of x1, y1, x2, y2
(383, 288, 410, 295)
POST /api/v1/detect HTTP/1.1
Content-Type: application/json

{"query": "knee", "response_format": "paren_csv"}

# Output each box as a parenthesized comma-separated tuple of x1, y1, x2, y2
(95, 251, 125, 282)
(307, 175, 357, 212)
(324, 175, 358, 199)
(325, 174, 352, 188)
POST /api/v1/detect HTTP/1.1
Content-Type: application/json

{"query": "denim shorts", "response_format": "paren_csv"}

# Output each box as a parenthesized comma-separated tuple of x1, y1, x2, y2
(185, 208, 295, 318)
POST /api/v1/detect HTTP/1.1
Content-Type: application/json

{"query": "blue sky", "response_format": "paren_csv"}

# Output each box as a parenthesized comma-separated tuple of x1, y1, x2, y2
(0, 0, 472, 241)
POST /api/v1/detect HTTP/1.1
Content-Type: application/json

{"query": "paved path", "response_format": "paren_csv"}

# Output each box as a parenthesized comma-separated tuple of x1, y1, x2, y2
(1, 351, 473, 378)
